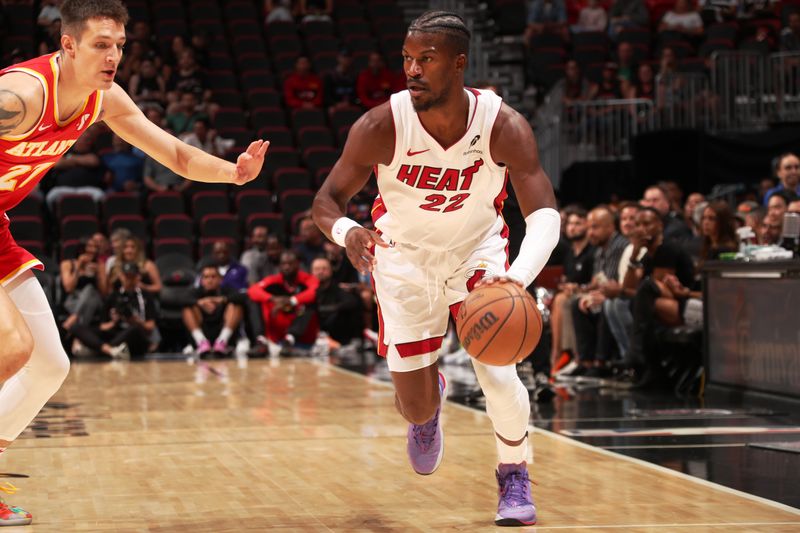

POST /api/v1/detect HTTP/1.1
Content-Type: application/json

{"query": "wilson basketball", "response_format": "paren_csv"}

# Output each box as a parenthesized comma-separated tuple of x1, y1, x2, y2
(455, 282, 542, 366)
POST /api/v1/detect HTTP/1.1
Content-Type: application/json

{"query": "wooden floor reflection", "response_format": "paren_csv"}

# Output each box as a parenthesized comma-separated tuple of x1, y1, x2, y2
(3, 359, 799, 532)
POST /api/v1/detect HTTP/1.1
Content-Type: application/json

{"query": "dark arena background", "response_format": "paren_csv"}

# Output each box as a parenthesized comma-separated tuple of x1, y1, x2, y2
(1, 0, 799, 530)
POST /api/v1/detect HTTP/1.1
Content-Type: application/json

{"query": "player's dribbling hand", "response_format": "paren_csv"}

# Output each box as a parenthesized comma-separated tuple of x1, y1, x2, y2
(474, 275, 524, 289)
(232, 140, 270, 185)
(344, 227, 389, 274)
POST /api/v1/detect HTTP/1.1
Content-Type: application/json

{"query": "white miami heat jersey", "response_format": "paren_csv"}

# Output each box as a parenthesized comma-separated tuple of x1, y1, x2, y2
(371, 88, 508, 251)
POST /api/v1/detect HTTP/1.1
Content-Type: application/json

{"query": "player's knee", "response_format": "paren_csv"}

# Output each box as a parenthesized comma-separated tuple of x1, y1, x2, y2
(36, 343, 71, 388)
(0, 328, 34, 381)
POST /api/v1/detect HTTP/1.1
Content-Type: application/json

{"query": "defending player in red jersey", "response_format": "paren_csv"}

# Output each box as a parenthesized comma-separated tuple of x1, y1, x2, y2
(0, 1, 268, 525)
(312, 11, 560, 526)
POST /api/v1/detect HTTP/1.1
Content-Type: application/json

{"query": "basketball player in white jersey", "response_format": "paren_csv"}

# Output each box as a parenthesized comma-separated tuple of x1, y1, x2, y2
(313, 11, 560, 526)
(0, 0, 267, 524)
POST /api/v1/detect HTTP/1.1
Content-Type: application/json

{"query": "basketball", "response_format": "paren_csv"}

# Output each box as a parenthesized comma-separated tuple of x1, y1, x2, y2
(455, 281, 542, 366)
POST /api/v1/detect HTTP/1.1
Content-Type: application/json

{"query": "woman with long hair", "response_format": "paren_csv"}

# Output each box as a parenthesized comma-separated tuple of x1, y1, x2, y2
(700, 201, 738, 262)
(107, 237, 162, 295)
(60, 237, 107, 331)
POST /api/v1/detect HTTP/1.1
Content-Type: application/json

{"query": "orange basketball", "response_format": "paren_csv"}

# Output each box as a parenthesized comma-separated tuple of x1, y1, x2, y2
(455, 281, 542, 366)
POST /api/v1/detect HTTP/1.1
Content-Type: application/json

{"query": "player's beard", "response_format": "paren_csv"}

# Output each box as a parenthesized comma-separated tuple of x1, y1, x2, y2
(411, 80, 451, 112)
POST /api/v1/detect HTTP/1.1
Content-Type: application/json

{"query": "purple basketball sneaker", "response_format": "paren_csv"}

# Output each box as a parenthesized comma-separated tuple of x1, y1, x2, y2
(407, 372, 447, 475)
(495, 462, 537, 526)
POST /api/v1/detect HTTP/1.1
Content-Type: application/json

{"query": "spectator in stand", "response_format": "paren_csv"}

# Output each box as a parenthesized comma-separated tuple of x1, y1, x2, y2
(190, 31, 211, 69)
(566, 205, 629, 378)
(105, 228, 132, 274)
(128, 58, 167, 112)
(357, 52, 403, 109)
(555, 60, 593, 107)
(789, 199, 800, 214)
(616, 41, 638, 84)
(294, 216, 326, 269)
(166, 49, 207, 105)
(242, 230, 282, 349)
(608, 0, 649, 40)
(264, 0, 297, 24)
(180, 119, 234, 158)
(661, 180, 685, 214)
(70, 262, 157, 358)
(324, 240, 359, 285)
(116, 39, 147, 87)
(129, 20, 161, 60)
(589, 62, 623, 99)
(641, 184, 693, 243)
(699, 201, 738, 262)
(758, 213, 783, 244)
(684, 192, 706, 237)
(744, 206, 766, 234)
(572, 0, 607, 33)
(283, 56, 324, 109)
(207, 240, 249, 292)
(247, 250, 320, 355)
(759, 176, 776, 202)
(738, 0, 780, 20)
(603, 202, 641, 360)
(37, 0, 60, 29)
(102, 135, 144, 193)
(781, 12, 800, 51)
(623, 207, 696, 385)
(107, 237, 162, 296)
(625, 63, 656, 100)
(92, 232, 112, 264)
(241, 226, 276, 286)
(763, 152, 800, 204)
(324, 50, 359, 111)
(299, 0, 332, 23)
(44, 135, 104, 211)
(767, 190, 795, 222)
(311, 257, 362, 347)
(525, 0, 568, 43)
(38, 18, 61, 55)
(60, 237, 106, 331)
(166, 91, 208, 136)
(658, 0, 705, 39)
(549, 206, 594, 372)
(183, 265, 246, 356)
(657, 46, 679, 79)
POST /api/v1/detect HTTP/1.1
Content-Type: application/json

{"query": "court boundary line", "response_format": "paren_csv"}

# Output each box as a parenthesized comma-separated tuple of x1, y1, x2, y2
(327, 363, 800, 517)
(526, 521, 800, 530)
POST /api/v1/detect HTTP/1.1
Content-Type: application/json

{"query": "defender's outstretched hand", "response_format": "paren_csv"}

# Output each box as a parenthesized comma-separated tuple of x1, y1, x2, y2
(233, 140, 270, 185)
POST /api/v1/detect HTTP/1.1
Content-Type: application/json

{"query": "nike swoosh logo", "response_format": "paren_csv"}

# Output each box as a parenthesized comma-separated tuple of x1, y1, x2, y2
(38, 124, 52, 131)
(407, 149, 430, 156)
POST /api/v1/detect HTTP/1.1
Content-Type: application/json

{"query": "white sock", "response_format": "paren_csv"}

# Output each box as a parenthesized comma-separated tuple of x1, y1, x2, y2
(496, 433, 528, 465)
(191, 329, 206, 345)
(217, 327, 233, 345)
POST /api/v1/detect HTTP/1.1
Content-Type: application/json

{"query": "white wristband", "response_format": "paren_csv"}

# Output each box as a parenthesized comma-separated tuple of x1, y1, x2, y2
(505, 207, 561, 288)
(331, 217, 363, 247)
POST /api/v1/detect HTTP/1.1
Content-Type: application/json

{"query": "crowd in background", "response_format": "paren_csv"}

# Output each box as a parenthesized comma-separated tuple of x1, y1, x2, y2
(1, 1, 799, 396)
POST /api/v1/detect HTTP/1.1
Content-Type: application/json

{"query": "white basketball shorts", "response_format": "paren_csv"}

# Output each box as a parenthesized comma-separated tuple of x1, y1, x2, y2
(372, 219, 509, 372)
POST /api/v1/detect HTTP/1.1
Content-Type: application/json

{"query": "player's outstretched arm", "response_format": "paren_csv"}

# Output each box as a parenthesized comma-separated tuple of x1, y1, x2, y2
(311, 104, 393, 274)
(479, 103, 560, 289)
(101, 84, 268, 185)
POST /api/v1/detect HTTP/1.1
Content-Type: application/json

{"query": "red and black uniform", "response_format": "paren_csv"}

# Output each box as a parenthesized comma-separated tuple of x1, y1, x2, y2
(0, 52, 103, 284)
(247, 270, 319, 344)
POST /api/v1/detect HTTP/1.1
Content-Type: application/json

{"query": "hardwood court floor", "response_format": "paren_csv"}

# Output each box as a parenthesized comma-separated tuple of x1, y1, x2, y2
(3, 359, 799, 532)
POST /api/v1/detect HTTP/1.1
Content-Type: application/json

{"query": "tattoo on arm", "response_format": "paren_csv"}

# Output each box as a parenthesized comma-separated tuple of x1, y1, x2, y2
(0, 89, 27, 137)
